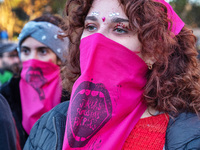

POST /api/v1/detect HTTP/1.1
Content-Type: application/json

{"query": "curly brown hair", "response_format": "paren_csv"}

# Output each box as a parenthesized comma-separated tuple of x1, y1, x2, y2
(62, 0, 200, 116)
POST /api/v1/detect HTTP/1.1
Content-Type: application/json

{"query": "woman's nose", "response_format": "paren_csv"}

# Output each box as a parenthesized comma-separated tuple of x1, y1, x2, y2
(97, 25, 109, 38)
(28, 51, 38, 60)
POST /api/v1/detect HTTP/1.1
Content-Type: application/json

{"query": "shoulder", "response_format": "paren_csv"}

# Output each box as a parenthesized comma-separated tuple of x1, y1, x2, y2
(165, 112, 200, 149)
(0, 77, 21, 117)
(30, 101, 69, 133)
(24, 101, 69, 150)
(49, 100, 70, 116)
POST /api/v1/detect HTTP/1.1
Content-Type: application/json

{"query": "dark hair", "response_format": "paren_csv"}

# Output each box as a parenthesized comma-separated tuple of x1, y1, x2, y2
(32, 14, 67, 30)
(62, 0, 200, 116)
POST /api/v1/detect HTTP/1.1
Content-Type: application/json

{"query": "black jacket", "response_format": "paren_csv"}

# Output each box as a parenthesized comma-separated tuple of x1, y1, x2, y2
(24, 101, 200, 150)
(0, 77, 70, 149)
(0, 94, 18, 150)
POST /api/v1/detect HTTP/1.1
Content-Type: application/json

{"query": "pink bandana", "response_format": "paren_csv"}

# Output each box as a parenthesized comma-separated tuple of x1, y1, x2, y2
(62, 33, 148, 150)
(155, 0, 185, 35)
(20, 59, 62, 134)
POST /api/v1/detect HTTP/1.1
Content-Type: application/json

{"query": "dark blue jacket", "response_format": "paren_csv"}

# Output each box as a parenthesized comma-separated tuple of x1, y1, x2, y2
(165, 113, 200, 149)
(24, 101, 200, 150)
(0, 94, 17, 150)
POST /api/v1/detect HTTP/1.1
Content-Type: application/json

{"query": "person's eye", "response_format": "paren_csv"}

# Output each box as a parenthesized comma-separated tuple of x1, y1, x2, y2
(114, 27, 128, 34)
(113, 23, 130, 34)
(39, 48, 48, 55)
(21, 48, 30, 55)
(85, 24, 97, 32)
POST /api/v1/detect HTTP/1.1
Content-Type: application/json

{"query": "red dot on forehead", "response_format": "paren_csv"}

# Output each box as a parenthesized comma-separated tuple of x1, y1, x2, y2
(102, 17, 106, 22)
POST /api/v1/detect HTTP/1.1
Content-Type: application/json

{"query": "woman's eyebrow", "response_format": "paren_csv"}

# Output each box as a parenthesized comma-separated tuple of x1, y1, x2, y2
(111, 17, 129, 23)
(85, 16, 129, 23)
(21, 46, 30, 50)
(85, 16, 98, 21)
(37, 46, 50, 50)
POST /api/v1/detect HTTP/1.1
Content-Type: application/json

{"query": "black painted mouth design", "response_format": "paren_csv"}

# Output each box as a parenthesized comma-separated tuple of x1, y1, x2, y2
(25, 67, 47, 100)
(67, 81, 112, 148)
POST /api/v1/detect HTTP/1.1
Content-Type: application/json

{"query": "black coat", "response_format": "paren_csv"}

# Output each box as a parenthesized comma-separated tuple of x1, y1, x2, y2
(24, 101, 200, 150)
(0, 94, 18, 150)
(0, 77, 70, 149)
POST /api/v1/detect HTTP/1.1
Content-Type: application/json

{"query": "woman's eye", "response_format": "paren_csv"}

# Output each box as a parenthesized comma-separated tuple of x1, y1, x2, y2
(39, 49, 48, 55)
(114, 27, 128, 34)
(21, 48, 30, 55)
(85, 24, 97, 32)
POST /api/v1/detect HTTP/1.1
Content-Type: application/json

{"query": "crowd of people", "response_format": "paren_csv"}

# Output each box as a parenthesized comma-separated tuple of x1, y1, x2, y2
(1, 0, 200, 150)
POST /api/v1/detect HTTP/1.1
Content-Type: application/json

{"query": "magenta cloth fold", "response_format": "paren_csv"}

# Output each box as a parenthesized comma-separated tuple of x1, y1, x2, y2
(62, 33, 148, 150)
(155, 0, 185, 35)
(20, 59, 62, 134)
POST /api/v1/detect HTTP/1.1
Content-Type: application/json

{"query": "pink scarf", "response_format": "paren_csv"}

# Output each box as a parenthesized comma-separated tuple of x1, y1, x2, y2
(155, 0, 184, 35)
(62, 33, 148, 150)
(20, 59, 62, 134)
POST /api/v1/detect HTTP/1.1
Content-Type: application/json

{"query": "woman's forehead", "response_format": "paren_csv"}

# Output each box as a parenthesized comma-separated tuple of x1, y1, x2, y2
(88, 0, 126, 18)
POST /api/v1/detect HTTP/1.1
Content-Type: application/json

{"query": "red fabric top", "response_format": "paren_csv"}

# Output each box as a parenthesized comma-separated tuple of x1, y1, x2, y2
(122, 113, 169, 150)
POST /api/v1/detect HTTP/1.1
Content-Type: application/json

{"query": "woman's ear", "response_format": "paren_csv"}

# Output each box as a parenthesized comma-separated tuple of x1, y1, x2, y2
(57, 59, 62, 66)
(144, 56, 156, 70)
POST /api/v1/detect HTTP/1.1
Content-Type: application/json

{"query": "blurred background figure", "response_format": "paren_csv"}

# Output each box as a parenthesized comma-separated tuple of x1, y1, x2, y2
(0, 14, 70, 149)
(0, 42, 20, 86)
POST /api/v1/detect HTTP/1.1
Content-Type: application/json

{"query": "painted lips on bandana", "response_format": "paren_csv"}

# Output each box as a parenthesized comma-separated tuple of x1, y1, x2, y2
(20, 59, 62, 134)
(62, 33, 148, 150)
(68, 81, 112, 146)
(25, 66, 47, 100)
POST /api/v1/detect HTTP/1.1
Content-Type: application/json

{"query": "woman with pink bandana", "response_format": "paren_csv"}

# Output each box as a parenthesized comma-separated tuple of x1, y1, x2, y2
(24, 0, 200, 150)
(0, 14, 70, 149)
